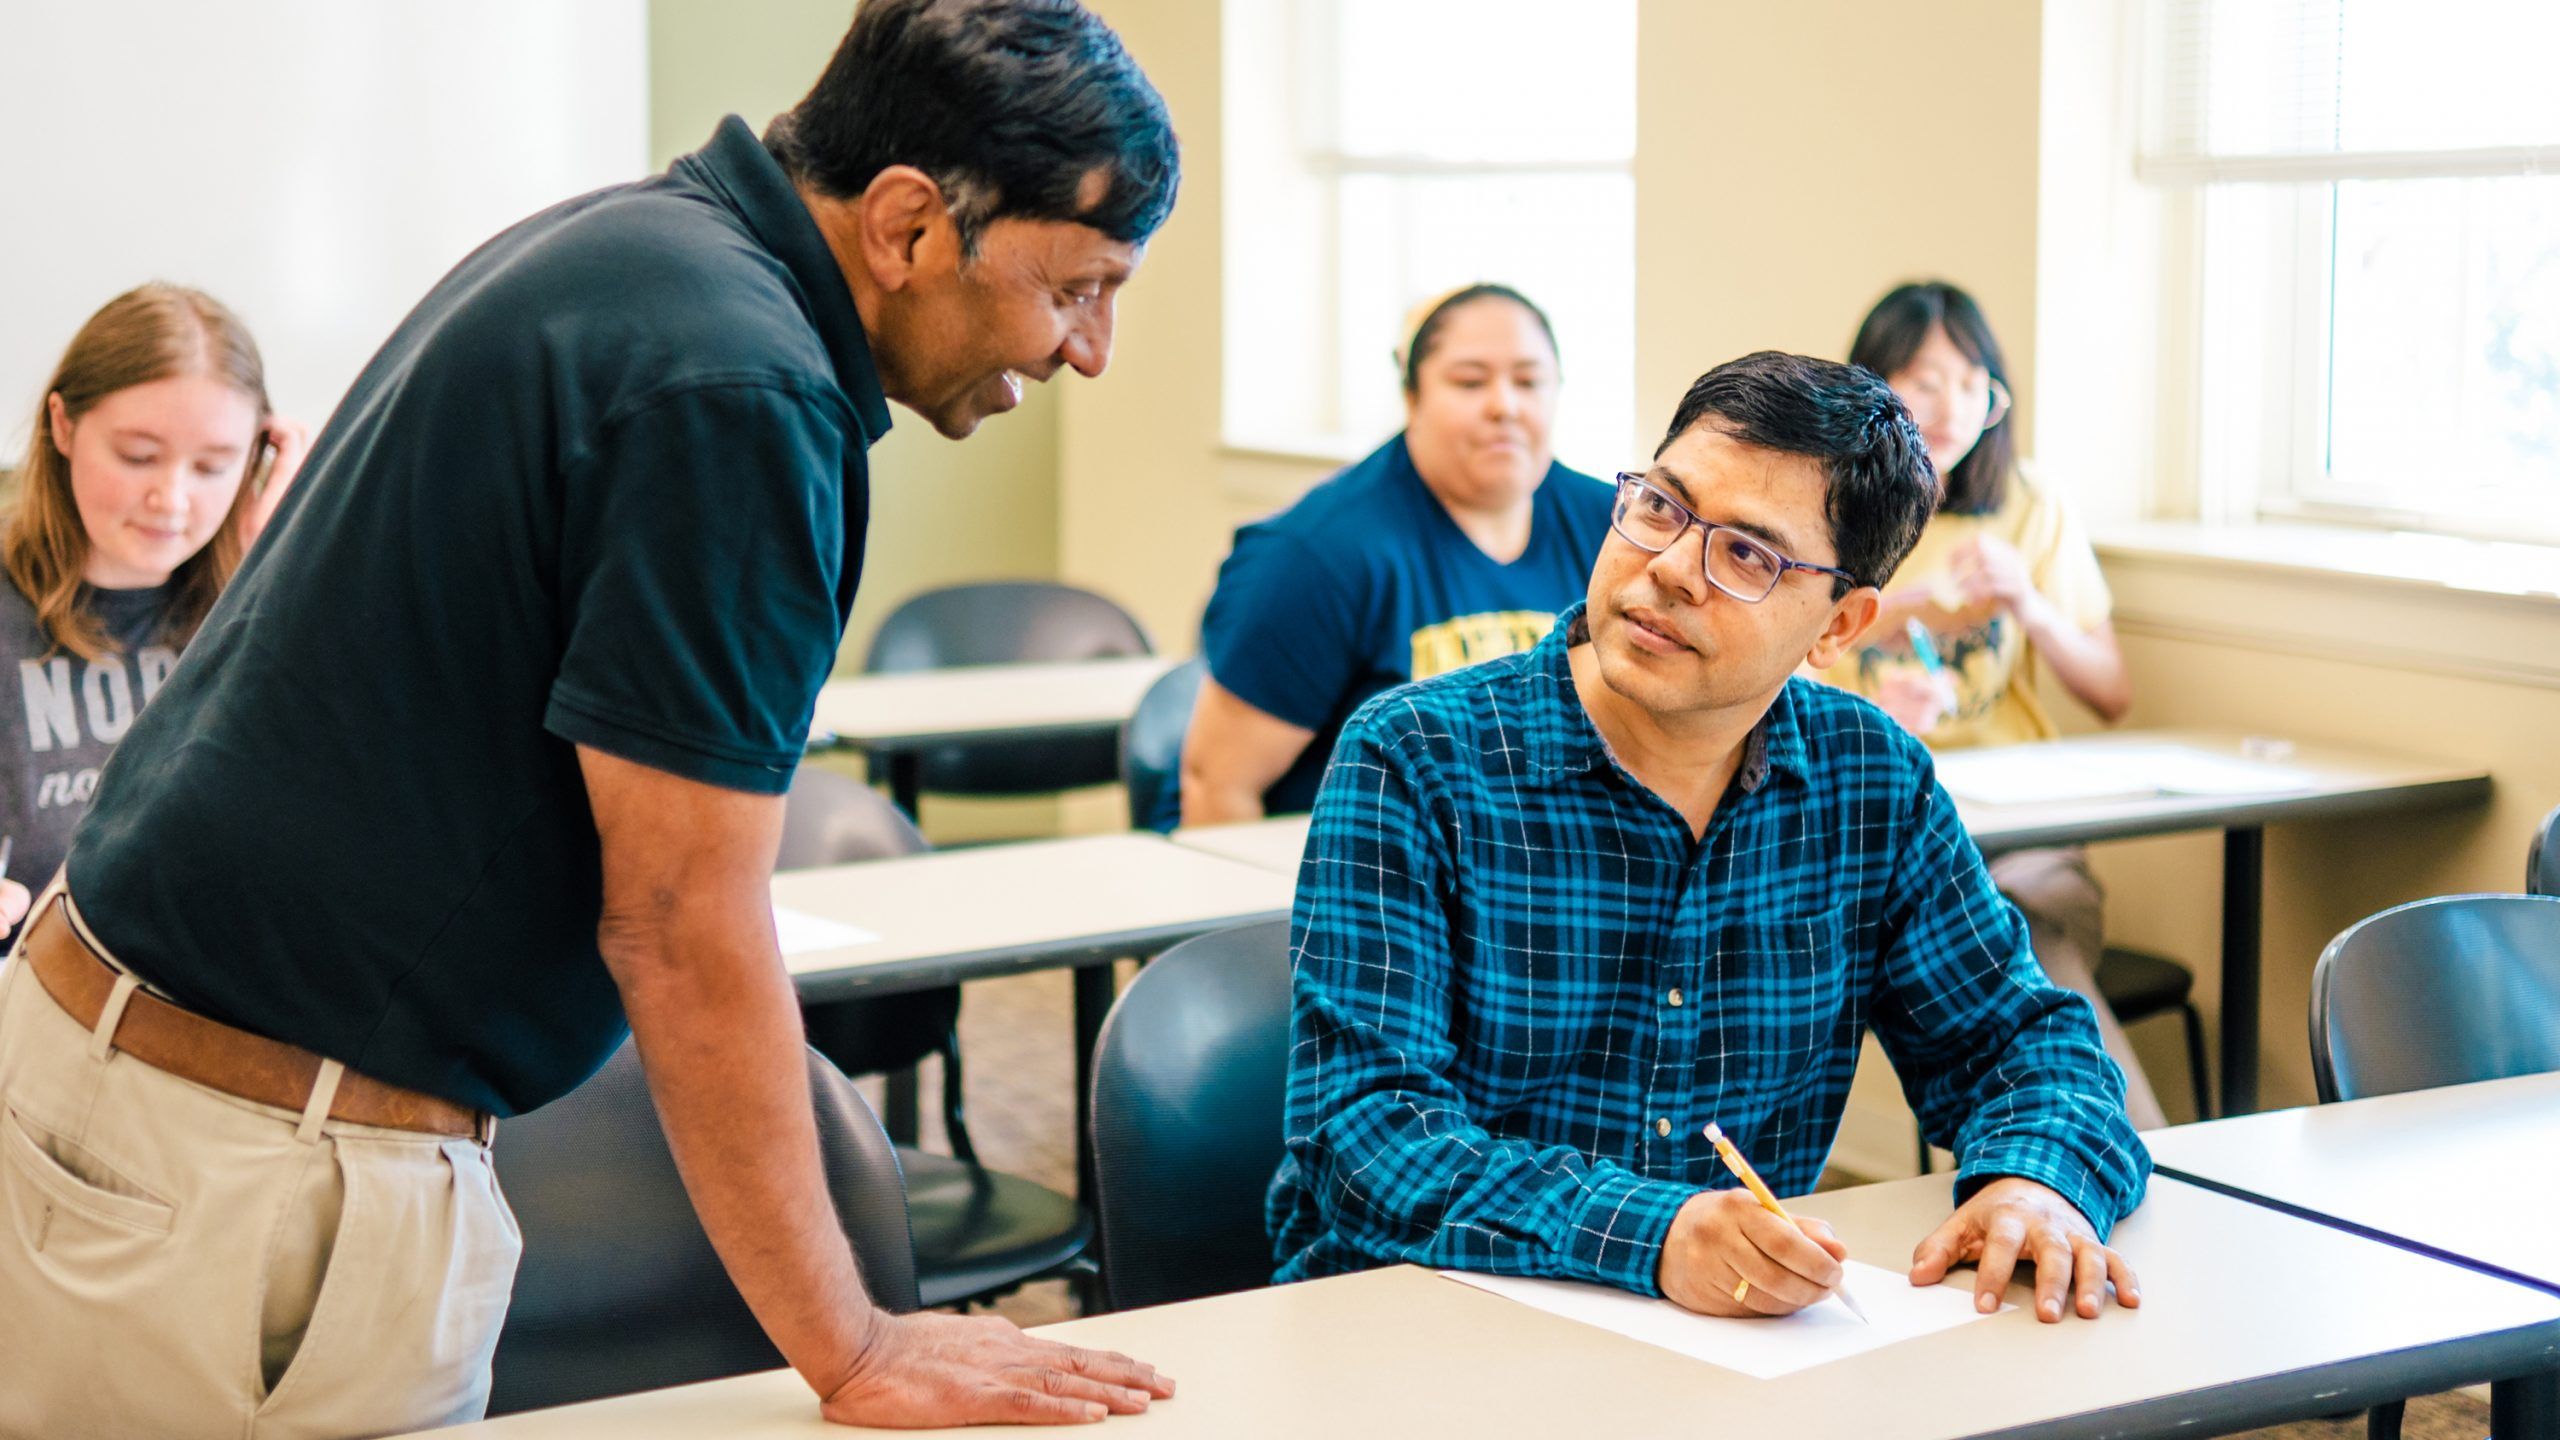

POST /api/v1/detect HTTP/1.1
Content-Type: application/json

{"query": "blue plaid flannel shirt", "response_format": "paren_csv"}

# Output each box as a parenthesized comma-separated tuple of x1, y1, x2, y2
(1268, 602, 2150, 1293)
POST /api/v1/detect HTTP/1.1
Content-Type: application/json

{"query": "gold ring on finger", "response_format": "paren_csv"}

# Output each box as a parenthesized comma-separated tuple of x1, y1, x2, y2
(1732, 1277, 1751, 1304)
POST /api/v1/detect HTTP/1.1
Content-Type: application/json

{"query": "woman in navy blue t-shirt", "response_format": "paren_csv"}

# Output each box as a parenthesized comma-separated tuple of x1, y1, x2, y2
(1177, 284, 1613, 826)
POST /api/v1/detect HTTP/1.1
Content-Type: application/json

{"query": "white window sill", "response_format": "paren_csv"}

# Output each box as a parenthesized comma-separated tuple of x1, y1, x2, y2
(2095, 519, 2560, 608)
(1217, 435, 1372, 468)
(2093, 519, 2560, 690)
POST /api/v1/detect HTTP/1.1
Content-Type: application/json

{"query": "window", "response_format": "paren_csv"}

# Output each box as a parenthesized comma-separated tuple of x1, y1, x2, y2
(2142, 0, 2560, 541)
(1222, 0, 1637, 476)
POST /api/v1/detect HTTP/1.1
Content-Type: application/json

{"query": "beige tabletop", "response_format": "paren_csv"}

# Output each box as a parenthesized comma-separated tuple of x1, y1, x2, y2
(407, 1174, 2560, 1439)
(771, 833, 1292, 998)
(1164, 731, 2483, 870)
(2146, 1071, 2560, 1286)
(1164, 815, 1312, 875)
(810, 657, 1177, 750)
(1947, 727, 2489, 855)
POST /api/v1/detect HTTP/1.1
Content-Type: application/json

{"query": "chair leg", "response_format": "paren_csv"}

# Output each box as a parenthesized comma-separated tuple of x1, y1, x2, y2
(2178, 1002, 2215, 1120)
(2364, 1396, 2403, 1440)
(937, 1028, 980, 1167)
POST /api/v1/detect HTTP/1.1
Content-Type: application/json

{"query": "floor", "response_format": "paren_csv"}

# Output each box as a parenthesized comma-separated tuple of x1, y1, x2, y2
(872, 966, 2493, 1440)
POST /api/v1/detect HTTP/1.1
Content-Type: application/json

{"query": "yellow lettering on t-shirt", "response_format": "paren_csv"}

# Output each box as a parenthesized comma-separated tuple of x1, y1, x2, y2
(1409, 610, 1560, 680)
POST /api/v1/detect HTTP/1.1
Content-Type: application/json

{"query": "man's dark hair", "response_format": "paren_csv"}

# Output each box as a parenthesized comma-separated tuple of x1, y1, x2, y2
(767, 0, 1180, 256)
(1401, 283, 1559, 395)
(1655, 351, 1938, 595)
(1848, 280, 2014, 515)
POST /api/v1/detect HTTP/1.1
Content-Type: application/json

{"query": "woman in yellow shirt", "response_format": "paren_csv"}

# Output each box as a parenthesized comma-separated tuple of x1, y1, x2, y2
(1827, 280, 2163, 1130)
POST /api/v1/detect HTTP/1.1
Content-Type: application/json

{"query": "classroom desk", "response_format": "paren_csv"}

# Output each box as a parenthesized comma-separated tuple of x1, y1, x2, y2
(1164, 814, 1312, 874)
(810, 657, 1177, 815)
(1951, 729, 2488, 1114)
(773, 833, 1291, 1178)
(1176, 731, 2491, 1116)
(405, 1174, 2560, 1439)
(2145, 1071, 2560, 1294)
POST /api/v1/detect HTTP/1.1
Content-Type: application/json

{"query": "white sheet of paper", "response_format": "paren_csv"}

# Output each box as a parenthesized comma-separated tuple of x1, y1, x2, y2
(1443, 1262, 2003, 1379)
(1936, 744, 2317, 807)
(772, 905, 878, 957)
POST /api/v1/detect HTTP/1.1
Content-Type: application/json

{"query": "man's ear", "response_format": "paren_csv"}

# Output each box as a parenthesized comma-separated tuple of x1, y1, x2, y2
(853, 165, 956, 294)
(1805, 585, 1881, 671)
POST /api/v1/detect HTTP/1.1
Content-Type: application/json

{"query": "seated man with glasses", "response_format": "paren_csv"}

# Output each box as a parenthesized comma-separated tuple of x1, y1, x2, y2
(1269, 351, 2150, 1327)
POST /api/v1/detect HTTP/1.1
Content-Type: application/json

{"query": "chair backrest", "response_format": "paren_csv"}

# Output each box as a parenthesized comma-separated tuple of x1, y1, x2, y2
(2531, 803, 2560, 897)
(864, 582, 1153, 797)
(776, 765, 954, 1082)
(2309, 893, 2560, 1103)
(486, 1039, 919, 1414)
(1120, 656, 1207, 832)
(778, 764, 928, 870)
(1089, 918, 1293, 1312)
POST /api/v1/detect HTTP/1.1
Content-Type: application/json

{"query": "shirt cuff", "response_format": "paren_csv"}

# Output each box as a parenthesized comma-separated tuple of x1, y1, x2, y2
(1954, 1131, 2149, 1242)
(1563, 1170, 1696, 1296)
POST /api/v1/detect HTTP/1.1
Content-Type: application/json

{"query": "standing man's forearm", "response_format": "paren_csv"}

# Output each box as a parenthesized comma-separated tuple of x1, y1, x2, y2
(602, 904, 876, 1395)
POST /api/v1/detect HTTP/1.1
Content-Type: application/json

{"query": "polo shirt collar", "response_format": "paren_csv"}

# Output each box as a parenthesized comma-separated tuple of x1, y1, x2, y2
(687, 116, 894, 445)
(1523, 601, 1808, 796)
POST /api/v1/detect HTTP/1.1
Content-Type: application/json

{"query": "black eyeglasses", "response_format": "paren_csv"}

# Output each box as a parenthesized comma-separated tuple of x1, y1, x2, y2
(1609, 473, 1858, 603)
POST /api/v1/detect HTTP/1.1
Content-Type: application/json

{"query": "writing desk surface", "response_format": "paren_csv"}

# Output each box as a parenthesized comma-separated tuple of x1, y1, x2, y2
(1164, 730, 2482, 872)
(1164, 815, 1312, 874)
(413, 1174, 2558, 1439)
(772, 833, 1292, 997)
(2146, 1071, 2560, 1288)
(1951, 728, 2487, 854)
(811, 657, 1175, 750)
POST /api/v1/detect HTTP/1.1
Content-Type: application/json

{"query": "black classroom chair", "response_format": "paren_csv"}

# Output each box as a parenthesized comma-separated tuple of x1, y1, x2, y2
(782, 765, 1093, 1310)
(486, 1039, 915, 1414)
(1088, 918, 1293, 1312)
(1119, 656, 1207, 832)
(2529, 802, 2559, 897)
(2307, 891, 2560, 1440)
(864, 582, 1152, 798)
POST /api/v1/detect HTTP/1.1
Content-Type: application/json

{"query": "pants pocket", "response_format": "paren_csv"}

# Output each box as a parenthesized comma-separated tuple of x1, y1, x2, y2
(2, 1105, 177, 1241)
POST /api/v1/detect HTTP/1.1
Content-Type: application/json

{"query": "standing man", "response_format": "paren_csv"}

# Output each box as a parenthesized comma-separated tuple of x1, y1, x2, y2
(0, 2, 1179, 1435)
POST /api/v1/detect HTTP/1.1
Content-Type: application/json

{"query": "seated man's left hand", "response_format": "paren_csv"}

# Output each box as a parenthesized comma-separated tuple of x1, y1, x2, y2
(1909, 1176, 2141, 1323)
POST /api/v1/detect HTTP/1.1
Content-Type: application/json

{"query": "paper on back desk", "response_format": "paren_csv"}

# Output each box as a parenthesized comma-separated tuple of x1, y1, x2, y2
(1442, 1261, 2004, 1379)
(773, 905, 879, 956)
(1935, 743, 2318, 807)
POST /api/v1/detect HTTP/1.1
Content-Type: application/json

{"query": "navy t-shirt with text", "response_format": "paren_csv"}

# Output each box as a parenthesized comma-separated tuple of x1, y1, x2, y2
(1195, 434, 1612, 820)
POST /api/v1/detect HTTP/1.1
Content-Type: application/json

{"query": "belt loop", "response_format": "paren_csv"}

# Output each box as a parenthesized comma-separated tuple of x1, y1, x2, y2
(298, 1060, 346, 1144)
(88, 973, 141, 1063)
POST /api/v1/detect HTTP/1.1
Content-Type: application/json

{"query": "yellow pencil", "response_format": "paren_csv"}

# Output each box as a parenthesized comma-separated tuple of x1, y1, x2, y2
(1702, 1122, 1870, 1324)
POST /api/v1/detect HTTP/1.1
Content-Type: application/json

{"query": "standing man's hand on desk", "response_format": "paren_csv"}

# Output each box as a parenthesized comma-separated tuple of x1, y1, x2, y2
(1910, 1176, 2141, 1323)
(582, 747, 1174, 1425)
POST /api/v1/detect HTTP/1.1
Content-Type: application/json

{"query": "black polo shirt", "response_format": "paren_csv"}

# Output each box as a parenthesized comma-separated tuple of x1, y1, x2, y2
(67, 117, 888, 1116)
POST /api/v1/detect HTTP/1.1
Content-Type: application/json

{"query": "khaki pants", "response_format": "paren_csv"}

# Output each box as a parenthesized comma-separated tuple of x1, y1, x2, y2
(1986, 846, 2171, 1132)
(0, 941, 521, 1439)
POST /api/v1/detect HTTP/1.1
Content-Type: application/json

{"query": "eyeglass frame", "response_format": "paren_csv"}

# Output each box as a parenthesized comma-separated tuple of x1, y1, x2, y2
(1608, 472, 1861, 602)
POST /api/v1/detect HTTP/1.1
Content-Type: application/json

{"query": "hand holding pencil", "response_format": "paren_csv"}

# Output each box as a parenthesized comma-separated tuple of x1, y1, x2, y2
(1653, 1123, 1860, 1322)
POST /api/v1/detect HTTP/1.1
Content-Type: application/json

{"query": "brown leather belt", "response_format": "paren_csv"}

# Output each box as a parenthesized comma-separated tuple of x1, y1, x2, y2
(19, 898, 488, 1140)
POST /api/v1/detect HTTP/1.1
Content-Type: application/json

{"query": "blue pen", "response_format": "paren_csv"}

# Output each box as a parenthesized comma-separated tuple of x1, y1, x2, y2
(1904, 618, 1948, 675)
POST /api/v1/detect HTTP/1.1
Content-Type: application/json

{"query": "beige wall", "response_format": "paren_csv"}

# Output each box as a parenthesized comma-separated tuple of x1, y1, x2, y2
(1062, 0, 2049, 663)
(649, 0, 1063, 669)
(1632, 2, 2043, 453)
